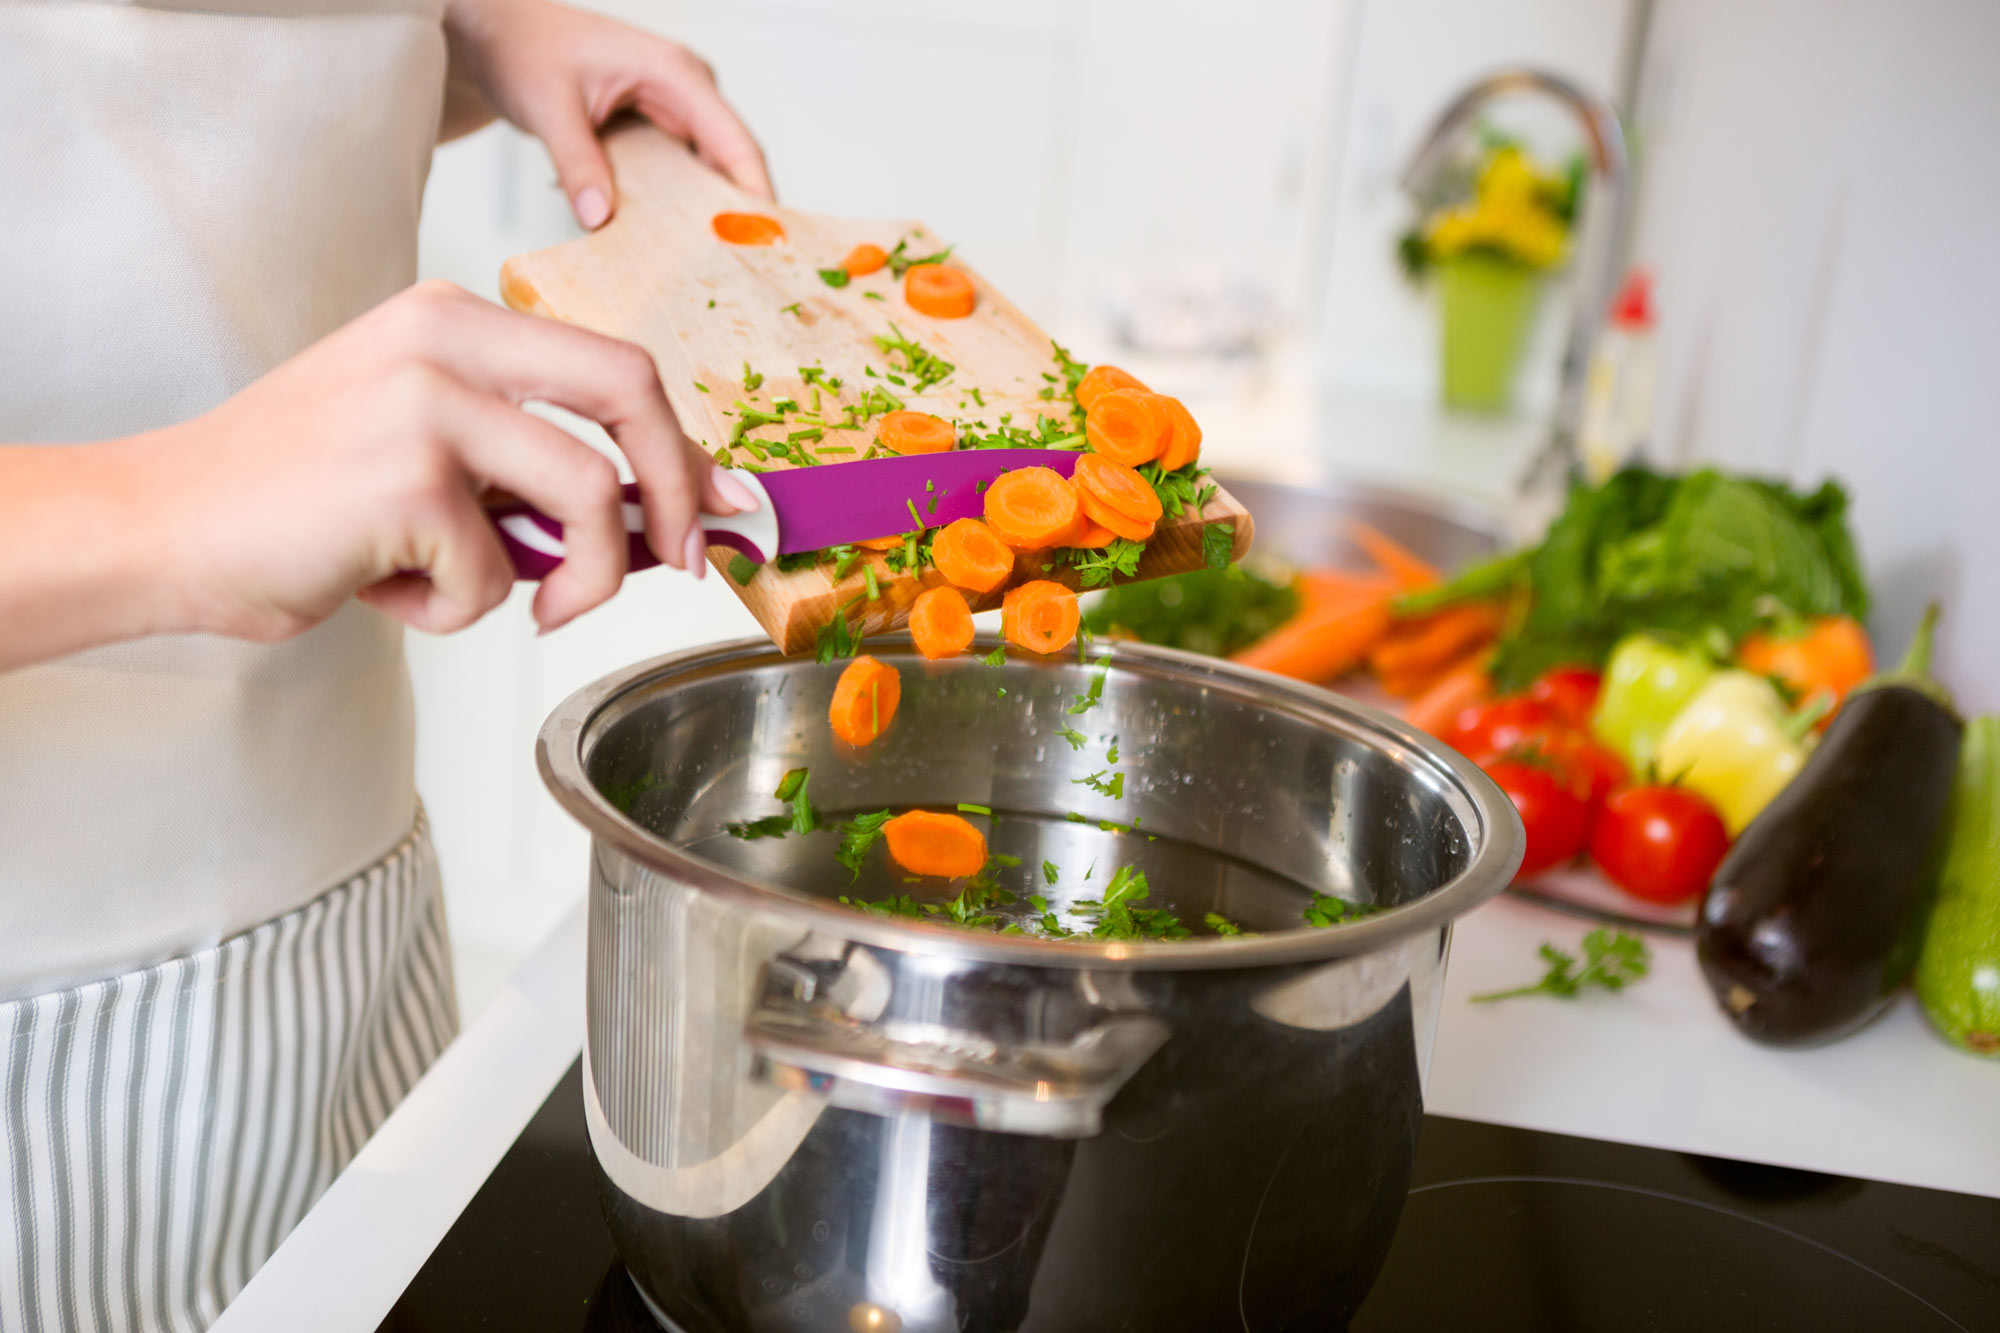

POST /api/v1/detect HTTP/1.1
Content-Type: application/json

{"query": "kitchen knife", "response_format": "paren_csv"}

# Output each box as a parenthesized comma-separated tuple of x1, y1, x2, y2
(494, 448, 1080, 578)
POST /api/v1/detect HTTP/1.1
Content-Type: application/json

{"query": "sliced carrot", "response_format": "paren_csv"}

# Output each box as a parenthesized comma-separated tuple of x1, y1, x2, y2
(855, 536, 906, 551)
(1297, 568, 1397, 607)
(843, 242, 888, 276)
(1074, 452, 1164, 524)
(931, 518, 1014, 594)
(1230, 595, 1394, 684)
(829, 655, 902, 746)
(1074, 365, 1149, 411)
(1348, 521, 1439, 592)
(905, 265, 976, 318)
(1066, 519, 1119, 550)
(1367, 602, 1505, 681)
(883, 810, 987, 878)
(877, 409, 956, 456)
(1078, 488, 1156, 543)
(712, 212, 786, 245)
(1084, 389, 1169, 467)
(1404, 659, 1493, 738)
(1155, 396, 1203, 472)
(909, 586, 976, 660)
(982, 467, 1081, 547)
(1002, 580, 1081, 655)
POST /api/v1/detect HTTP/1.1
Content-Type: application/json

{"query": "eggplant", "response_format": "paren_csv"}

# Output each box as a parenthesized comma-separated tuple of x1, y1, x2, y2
(1697, 606, 1962, 1045)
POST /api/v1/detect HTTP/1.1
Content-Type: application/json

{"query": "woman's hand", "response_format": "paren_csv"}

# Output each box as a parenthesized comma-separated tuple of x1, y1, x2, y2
(441, 0, 771, 229)
(0, 282, 755, 670)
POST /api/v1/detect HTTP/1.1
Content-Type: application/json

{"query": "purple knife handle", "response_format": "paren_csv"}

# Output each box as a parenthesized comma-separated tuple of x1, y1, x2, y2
(493, 481, 777, 581)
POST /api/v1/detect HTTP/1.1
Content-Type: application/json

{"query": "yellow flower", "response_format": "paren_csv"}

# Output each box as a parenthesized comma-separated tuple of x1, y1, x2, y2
(1418, 143, 1572, 271)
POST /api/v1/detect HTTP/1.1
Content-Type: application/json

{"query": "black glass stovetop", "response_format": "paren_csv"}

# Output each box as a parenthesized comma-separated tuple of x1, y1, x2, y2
(378, 1061, 2000, 1332)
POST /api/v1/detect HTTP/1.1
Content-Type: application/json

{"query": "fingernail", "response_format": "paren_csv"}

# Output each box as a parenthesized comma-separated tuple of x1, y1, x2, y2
(713, 469, 758, 512)
(574, 187, 610, 230)
(683, 526, 707, 579)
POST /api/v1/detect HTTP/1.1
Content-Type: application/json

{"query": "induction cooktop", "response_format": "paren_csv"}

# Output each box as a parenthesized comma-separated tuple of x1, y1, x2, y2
(376, 1061, 2000, 1332)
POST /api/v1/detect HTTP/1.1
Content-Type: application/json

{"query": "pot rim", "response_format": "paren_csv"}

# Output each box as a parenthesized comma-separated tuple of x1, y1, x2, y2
(537, 635, 1523, 971)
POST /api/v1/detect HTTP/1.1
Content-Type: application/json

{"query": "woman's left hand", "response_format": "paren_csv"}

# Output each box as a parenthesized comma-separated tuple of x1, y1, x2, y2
(441, 0, 772, 228)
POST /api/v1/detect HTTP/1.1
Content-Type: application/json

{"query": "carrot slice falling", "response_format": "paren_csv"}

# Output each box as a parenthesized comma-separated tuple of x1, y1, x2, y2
(876, 410, 956, 455)
(905, 265, 976, 318)
(829, 655, 901, 746)
(1084, 389, 1170, 467)
(982, 467, 1080, 547)
(1074, 365, 1149, 411)
(1002, 580, 1081, 655)
(908, 586, 976, 660)
(1156, 396, 1203, 472)
(1074, 453, 1164, 524)
(712, 212, 786, 245)
(931, 518, 1014, 594)
(1077, 488, 1156, 543)
(883, 810, 987, 878)
(1349, 521, 1440, 592)
(843, 242, 888, 276)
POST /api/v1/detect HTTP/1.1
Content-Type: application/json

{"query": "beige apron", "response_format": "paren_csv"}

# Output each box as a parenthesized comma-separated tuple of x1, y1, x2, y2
(0, 1, 459, 1327)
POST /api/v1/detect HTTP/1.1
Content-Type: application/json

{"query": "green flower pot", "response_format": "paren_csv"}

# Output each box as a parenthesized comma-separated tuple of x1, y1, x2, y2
(1438, 253, 1542, 413)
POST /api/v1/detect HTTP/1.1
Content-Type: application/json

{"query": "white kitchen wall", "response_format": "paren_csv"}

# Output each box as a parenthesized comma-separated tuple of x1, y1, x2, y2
(410, 0, 1360, 984)
(1627, 0, 2000, 708)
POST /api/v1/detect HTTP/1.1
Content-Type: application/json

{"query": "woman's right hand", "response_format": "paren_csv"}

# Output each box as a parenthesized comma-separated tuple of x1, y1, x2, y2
(138, 280, 751, 642)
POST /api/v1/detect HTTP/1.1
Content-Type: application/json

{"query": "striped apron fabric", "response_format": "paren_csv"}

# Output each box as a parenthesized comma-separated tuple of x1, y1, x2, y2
(0, 809, 457, 1333)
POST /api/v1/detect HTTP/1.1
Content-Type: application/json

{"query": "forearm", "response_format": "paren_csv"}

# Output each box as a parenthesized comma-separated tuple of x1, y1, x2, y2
(436, 0, 517, 142)
(0, 438, 196, 671)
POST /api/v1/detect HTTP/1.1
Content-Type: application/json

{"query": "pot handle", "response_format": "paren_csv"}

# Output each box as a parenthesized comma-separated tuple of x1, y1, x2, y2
(743, 948, 1168, 1139)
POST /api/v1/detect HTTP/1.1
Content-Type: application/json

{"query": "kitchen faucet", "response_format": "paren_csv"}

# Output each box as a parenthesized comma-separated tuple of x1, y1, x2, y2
(1401, 68, 1629, 526)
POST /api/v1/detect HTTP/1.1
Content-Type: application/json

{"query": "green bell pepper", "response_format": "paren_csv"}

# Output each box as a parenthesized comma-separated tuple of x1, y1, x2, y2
(1590, 634, 1716, 773)
(1655, 670, 1808, 834)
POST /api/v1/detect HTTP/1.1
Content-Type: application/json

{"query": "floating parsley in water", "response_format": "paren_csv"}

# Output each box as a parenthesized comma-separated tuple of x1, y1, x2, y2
(833, 809, 894, 879)
(1204, 912, 1245, 937)
(1472, 930, 1652, 1003)
(725, 767, 817, 839)
(1073, 771, 1125, 800)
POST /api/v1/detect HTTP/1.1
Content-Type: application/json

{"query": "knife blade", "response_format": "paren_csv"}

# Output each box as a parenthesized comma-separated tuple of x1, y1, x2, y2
(494, 448, 1081, 577)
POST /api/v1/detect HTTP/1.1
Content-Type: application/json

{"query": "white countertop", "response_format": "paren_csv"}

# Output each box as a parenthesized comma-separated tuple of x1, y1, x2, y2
(218, 883, 2000, 1333)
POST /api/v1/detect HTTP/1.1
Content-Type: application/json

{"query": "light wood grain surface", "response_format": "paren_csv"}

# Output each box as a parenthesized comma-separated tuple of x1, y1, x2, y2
(501, 121, 1250, 655)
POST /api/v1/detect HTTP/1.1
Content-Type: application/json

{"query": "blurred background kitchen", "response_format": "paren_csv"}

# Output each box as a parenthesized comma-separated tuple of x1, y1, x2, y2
(415, 0, 2000, 1015)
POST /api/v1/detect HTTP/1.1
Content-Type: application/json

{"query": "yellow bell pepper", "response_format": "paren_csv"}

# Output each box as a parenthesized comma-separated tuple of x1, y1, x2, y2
(1655, 671, 1808, 834)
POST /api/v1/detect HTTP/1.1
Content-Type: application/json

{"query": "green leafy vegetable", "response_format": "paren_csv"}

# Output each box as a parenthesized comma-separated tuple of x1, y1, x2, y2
(741, 362, 764, 393)
(725, 814, 792, 840)
(1405, 466, 1870, 692)
(817, 267, 851, 288)
(1042, 860, 1060, 885)
(727, 554, 759, 586)
(1204, 912, 1245, 937)
(884, 238, 953, 278)
(1067, 654, 1113, 715)
(1086, 567, 1299, 657)
(982, 645, 1007, 667)
(1073, 866, 1189, 940)
(840, 893, 926, 919)
(1055, 724, 1089, 750)
(1472, 929, 1652, 1002)
(872, 323, 955, 390)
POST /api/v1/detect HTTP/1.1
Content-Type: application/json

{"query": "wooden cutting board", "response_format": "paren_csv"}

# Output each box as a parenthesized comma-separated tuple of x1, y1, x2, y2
(500, 121, 1252, 655)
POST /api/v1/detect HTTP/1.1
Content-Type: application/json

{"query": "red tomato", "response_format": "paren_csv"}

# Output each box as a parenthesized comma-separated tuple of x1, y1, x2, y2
(1484, 727, 1629, 819)
(1527, 666, 1604, 729)
(1445, 698, 1560, 759)
(1588, 786, 1731, 905)
(1484, 759, 1592, 881)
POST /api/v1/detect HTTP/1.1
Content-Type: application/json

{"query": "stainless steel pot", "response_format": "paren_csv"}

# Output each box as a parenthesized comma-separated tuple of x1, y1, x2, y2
(539, 636, 1522, 1332)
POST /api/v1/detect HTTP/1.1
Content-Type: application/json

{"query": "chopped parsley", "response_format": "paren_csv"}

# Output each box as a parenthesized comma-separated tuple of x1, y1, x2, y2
(1473, 930, 1652, 1003)
(873, 323, 955, 390)
(982, 645, 1007, 667)
(1066, 654, 1113, 714)
(884, 238, 954, 279)
(1055, 724, 1089, 750)
(780, 302, 803, 317)
(741, 362, 763, 393)
(1204, 912, 1245, 937)
(817, 267, 851, 288)
(726, 554, 759, 586)
(1042, 860, 1060, 885)
(833, 809, 894, 879)
(1065, 538, 1146, 589)
(1202, 522, 1236, 571)
(815, 597, 865, 663)
(956, 802, 992, 816)
(1073, 770, 1125, 800)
